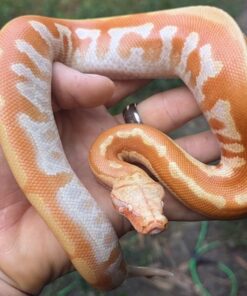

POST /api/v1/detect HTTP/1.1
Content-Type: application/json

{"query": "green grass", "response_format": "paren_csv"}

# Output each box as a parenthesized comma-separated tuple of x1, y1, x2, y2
(0, 0, 244, 26)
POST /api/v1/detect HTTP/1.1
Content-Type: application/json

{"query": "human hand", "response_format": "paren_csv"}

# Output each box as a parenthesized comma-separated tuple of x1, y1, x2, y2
(0, 62, 220, 295)
(0, 62, 151, 295)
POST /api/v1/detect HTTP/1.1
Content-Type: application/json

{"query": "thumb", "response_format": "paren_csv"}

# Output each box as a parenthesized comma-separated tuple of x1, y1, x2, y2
(52, 62, 115, 111)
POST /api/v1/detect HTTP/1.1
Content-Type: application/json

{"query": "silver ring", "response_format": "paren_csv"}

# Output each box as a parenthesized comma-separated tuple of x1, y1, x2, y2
(123, 103, 142, 124)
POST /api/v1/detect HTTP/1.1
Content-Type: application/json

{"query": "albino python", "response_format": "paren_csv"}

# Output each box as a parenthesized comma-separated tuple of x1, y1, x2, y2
(0, 5, 247, 291)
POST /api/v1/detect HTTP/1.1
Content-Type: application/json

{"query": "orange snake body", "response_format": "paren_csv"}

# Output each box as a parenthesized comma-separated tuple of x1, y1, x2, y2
(0, 6, 247, 290)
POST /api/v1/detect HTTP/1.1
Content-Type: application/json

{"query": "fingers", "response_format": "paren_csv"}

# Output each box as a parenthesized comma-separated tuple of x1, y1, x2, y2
(117, 86, 201, 130)
(52, 62, 115, 111)
(137, 86, 201, 132)
(176, 131, 220, 163)
(136, 86, 221, 162)
(52, 63, 150, 110)
(116, 85, 220, 164)
(106, 79, 150, 108)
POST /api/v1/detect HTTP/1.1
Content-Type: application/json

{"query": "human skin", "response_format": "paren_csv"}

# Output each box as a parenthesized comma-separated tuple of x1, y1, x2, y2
(0, 62, 220, 295)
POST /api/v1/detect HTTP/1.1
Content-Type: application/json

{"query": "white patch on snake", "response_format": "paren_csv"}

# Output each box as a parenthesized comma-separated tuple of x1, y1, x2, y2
(100, 129, 166, 158)
(175, 32, 199, 79)
(156, 25, 177, 71)
(100, 135, 114, 156)
(222, 143, 244, 153)
(185, 154, 243, 178)
(73, 24, 180, 78)
(194, 44, 223, 104)
(109, 161, 123, 169)
(117, 128, 167, 157)
(30, 21, 58, 55)
(221, 156, 246, 169)
(29, 21, 73, 63)
(205, 100, 241, 141)
(15, 39, 51, 74)
(55, 23, 73, 62)
(178, 147, 243, 178)
(0, 95, 5, 108)
(18, 113, 70, 174)
(76, 27, 100, 41)
(11, 63, 51, 113)
(13, 34, 55, 114)
(74, 24, 158, 77)
(57, 177, 117, 263)
(109, 23, 154, 63)
(169, 162, 226, 209)
(235, 194, 247, 206)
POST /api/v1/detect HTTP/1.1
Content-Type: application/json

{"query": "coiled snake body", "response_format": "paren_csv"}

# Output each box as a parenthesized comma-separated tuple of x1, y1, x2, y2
(0, 6, 247, 290)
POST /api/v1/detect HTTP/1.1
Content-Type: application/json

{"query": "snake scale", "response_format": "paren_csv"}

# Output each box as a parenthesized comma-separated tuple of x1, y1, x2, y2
(0, 5, 247, 290)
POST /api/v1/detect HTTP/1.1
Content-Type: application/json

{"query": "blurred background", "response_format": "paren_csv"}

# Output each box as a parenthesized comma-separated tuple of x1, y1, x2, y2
(1, 1, 247, 295)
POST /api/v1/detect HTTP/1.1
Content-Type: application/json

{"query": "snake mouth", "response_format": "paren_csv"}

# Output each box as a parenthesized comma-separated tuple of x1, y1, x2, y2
(141, 218, 168, 235)
(112, 196, 168, 234)
(123, 211, 168, 235)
